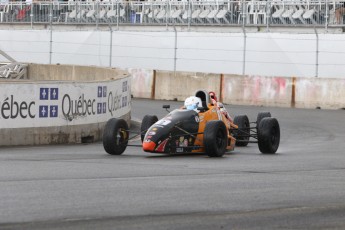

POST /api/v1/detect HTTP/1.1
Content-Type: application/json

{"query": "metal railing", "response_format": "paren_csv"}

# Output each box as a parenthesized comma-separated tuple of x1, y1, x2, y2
(0, 62, 28, 79)
(0, 0, 344, 29)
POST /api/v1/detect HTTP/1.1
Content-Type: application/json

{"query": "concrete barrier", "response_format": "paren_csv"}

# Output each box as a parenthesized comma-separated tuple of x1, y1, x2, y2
(222, 75, 293, 108)
(131, 69, 345, 110)
(0, 64, 131, 146)
(27, 63, 129, 81)
(154, 71, 221, 101)
(295, 78, 345, 109)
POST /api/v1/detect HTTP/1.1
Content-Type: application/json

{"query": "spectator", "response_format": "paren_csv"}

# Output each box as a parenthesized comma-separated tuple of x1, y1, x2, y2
(335, 2, 345, 24)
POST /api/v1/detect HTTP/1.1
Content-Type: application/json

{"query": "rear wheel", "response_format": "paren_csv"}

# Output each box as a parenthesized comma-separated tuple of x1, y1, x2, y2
(256, 112, 271, 129)
(233, 115, 250, 147)
(258, 117, 280, 154)
(141, 115, 158, 142)
(103, 118, 129, 155)
(204, 120, 227, 157)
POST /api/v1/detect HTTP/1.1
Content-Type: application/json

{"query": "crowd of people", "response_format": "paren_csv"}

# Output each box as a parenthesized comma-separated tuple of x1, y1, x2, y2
(0, 0, 344, 25)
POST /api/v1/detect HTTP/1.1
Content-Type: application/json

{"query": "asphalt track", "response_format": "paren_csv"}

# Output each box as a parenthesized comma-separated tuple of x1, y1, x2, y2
(0, 98, 345, 229)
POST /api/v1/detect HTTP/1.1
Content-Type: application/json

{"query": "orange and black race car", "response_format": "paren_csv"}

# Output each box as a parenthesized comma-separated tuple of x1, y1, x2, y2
(103, 90, 280, 157)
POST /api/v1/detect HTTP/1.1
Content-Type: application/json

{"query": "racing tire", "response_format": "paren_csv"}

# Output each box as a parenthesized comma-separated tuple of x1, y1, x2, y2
(204, 120, 227, 157)
(256, 112, 271, 129)
(141, 115, 158, 143)
(233, 115, 250, 147)
(257, 117, 280, 154)
(103, 118, 129, 155)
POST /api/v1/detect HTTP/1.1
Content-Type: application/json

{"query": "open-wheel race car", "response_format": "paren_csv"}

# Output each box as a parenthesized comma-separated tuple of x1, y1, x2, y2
(103, 90, 280, 157)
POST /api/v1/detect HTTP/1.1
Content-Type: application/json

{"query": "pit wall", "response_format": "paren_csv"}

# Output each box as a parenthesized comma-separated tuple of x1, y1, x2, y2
(130, 69, 345, 110)
(0, 64, 131, 146)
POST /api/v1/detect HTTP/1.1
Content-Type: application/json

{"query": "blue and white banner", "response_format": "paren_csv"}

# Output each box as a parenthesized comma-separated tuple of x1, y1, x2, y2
(0, 77, 131, 128)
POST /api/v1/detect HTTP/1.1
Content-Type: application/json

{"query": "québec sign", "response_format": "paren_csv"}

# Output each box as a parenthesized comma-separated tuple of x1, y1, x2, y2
(0, 77, 131, 129)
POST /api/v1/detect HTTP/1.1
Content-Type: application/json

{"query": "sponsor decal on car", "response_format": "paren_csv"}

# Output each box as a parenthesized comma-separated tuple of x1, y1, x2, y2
(178, 136, 189, 147)
(176, 147, 184, 153)
(156, 119, 171, 126)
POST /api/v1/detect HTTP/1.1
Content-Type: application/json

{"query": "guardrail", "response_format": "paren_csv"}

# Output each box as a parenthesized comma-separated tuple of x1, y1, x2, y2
(0, 0, 344, 29)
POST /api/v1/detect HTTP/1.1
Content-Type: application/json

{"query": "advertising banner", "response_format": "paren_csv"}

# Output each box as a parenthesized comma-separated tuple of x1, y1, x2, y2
(0, 77, 131, 129)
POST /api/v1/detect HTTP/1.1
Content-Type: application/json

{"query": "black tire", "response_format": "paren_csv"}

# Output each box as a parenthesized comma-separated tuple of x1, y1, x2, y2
(204, 120, 227, 157)
(233, 115, 250, 147)
(258, 117, 280, 154)
(103, 118, 129, 155)
(141, 115, 158, 142)
(256, 112, 271, 128)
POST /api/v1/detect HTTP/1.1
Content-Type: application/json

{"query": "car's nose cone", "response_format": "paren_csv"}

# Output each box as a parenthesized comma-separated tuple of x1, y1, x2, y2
(142, 141, 156, 152)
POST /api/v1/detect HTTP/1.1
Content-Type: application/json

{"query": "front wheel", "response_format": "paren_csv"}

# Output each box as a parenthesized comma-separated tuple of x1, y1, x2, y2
(103, 118, 129, 155)
(141, 115, 158, 142)
(204, 120, 227, 157)
(258, 117, 280, 154)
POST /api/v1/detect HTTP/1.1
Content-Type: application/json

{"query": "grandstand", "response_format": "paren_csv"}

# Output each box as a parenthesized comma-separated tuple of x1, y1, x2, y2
(0, 0, 343, 27)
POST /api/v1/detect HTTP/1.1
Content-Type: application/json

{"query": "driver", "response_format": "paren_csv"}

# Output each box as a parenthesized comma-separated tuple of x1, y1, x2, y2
(184, 96, 202, 111)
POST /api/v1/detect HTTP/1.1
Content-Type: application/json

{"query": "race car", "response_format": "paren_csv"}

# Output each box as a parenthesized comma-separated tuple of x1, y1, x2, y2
(102, 90, 280, 157)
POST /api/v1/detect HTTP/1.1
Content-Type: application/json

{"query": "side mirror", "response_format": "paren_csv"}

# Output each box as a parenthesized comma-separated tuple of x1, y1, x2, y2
(163, 105, 170, 112)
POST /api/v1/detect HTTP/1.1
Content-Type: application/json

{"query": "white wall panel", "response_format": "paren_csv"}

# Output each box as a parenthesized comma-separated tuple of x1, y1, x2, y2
(245, 33, 316, 77)
(0, 30, 50, 63)
(1, 29, 345, 78)
(52, 30, 110, 67)
(111, 31, 175, 70)
(318, 34, 345, 78)
(176, 32, 243, 74)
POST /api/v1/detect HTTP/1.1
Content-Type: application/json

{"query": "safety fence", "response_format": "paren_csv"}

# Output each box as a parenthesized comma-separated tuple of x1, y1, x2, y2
(0, 0, 344, 29)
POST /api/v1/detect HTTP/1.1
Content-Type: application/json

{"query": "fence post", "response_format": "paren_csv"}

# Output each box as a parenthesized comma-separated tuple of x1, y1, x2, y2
(109, 26, 113, 68)
(116, 1, 119, 30)
(266, 0, 270, 31)
(30, 3, 34, 28)
(173, 25, 177, 77)
(96, 2, 99, 30)
(166, 1, 169, 30)
(242, 0, 246, 27)
(188, 0, 191, 30)
(314, 27, 319, 78)
(49, 3, 53, 64)
(325, 0, 329, 31)
(242, 26, 246, 75)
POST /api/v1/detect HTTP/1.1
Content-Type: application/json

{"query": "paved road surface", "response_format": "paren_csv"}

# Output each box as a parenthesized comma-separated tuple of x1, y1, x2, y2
(0, 99, 344, 229)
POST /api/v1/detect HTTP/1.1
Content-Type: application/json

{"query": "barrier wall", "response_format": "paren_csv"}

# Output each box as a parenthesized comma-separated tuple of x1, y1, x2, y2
(154, 71, 221, 101)
(132, 70, 345, 110)
(28, 64, 129, 81)
(0, 64, 131, 146)
(1, 28, 343, 111)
